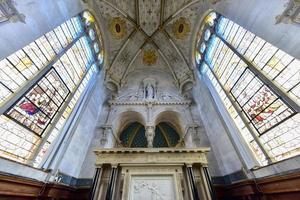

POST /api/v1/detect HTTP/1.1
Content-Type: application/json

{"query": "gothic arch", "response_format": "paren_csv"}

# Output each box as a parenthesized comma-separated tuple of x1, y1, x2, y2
(154, 110, 184, 138)
(112, 110, 146, 138)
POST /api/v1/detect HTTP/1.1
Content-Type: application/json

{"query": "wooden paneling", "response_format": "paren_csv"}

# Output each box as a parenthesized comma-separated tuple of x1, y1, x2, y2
(215, 171, 300, 200)
(0, 174, 90, 200)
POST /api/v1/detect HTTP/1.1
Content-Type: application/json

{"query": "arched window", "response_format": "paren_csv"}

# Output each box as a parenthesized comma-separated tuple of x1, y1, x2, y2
(196, 12, 300, 166)
(0, 11, 104, 167)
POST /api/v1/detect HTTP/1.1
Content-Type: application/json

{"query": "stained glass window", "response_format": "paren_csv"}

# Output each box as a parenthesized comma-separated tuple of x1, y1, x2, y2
(197, 12, 300, 165)
(5, 69, 70, 136)
(0, 11, 103, 166)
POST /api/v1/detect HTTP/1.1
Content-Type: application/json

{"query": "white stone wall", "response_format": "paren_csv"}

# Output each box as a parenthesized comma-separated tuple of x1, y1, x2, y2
(0, 0, 85, 60)
(192, 73, 245, 177)
(57, 73, 107, 178)
(213, 0, 300, 60)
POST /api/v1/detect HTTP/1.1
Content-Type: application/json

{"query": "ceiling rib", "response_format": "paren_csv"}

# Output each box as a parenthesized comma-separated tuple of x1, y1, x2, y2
(135, 0, 139, 25)
(121, 49, 142, 84)
(101, 0, 138, 27)
(157, 48, 180, 86)
(99, 0, 198, 89)
(162, 29, 193, 71)
(101, 0, 128, 17)
(106, 29, 138, 74)
(160, 0, 165, 26)
(163, 0, 201, 26)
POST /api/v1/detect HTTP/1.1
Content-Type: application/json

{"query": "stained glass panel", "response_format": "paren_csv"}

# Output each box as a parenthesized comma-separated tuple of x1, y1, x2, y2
(5, 69, 69, 135)
(0, 115, 40, 163)
(216, 16, 300, 106)
(198, 12, 300, 165)
(0, 11, 101, 166)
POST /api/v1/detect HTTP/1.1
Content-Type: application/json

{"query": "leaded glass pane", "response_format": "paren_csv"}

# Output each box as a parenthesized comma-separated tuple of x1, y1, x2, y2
(0, 115, 40, 163)
(0, 11, 101, 166)
(217, 17, 300, 106)
(5, 69, 69, 135)
(199, 12, 300, 164)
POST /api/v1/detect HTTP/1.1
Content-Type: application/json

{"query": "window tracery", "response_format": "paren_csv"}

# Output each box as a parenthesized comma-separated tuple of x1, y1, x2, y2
(196, 12, 300, 165)
(0, 11, 103, 166)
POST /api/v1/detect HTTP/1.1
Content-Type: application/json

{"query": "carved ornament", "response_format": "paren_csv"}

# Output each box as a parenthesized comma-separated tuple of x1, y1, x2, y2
(142, 49, 158, 66)
(276, 0, 300, 24)
(109, 17, 127, 39)
(172, 17, 191, 40)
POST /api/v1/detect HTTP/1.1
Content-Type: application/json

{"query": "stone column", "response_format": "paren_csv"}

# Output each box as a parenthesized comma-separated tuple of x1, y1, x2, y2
(186, 164, 200, 200)
(91, 167, 102, 200)
(145, 126, 155, 147)
(201, 166, 215, 200)
(106, 165, 118, 200)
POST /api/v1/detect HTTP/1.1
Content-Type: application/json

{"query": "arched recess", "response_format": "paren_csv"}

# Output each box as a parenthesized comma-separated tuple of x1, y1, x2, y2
(119, 122, 147, 147)
(112, 110, 146, 138)
(154, 110, 185, 137)
(154, 122, 181, 147)
(119, 122, 181, 148)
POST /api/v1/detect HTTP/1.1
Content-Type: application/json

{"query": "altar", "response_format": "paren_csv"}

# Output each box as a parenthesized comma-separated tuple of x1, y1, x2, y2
(91, 148, 212, 200)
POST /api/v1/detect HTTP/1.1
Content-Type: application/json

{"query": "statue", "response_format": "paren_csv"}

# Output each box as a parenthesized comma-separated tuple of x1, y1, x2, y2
(145, 84, 155, 99)
(145, 126, 155, 147)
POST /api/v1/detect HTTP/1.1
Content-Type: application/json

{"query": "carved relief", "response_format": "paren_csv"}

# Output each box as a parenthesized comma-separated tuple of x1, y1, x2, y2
(109, 17, 127, 39)
(172, 17, 191, 39)
(0, 0, 25, 24)
(131, 176, 176, 200)
(276, 0, 300, 24)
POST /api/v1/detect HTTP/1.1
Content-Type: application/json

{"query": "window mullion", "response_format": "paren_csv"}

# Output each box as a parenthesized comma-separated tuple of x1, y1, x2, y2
(216, 33, 300, 113)
(27, 61, 96, 165)
(0, 32, 84, 115)
(204, 60, 274, 164)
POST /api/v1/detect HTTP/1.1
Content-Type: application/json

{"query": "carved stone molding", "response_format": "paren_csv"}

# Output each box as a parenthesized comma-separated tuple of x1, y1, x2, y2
(185, 123, 202, 144)
(208, 0, 223, 5)
(94, 148, 210, 166)
(109, 100, 191, 106)
(95, 125, 114, 145)
(0, 0, 25, 24)
(276, 0, 300, 24)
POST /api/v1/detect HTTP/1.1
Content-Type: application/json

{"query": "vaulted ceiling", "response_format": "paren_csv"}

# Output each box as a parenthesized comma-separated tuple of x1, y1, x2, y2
(86, 0, 210, 92)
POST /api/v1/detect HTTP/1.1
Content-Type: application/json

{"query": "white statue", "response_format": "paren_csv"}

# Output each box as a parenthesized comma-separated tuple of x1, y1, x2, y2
(145, 126, 155, 147)
(146, 84, 155, 99)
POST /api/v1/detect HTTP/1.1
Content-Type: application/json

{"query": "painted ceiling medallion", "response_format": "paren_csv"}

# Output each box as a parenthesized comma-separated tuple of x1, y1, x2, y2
(143, 49, 158, 66)
(109, 17, 127, 39)
(172, 17, 191, 39)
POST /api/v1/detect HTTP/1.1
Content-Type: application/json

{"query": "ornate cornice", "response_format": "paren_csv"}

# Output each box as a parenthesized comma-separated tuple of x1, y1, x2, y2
(94, 147, 210, 166)
(108, 100, 191, 106)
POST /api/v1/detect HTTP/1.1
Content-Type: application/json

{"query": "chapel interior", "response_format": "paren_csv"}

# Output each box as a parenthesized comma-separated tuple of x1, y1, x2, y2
(0, 0, 300, 199)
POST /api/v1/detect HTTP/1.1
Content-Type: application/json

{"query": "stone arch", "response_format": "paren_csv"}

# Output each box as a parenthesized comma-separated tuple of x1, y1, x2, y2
(119, 122, 147, 147)
(154, 110, 185, 137)
(111, 110, 146, 138)
(190, 9, 214, 69)
(154, 122, 181, 147)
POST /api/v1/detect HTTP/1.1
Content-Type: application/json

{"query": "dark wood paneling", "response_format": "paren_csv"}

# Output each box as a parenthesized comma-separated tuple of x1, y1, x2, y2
(215, 171, 300, 200)
(0, 174, 90, 200)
